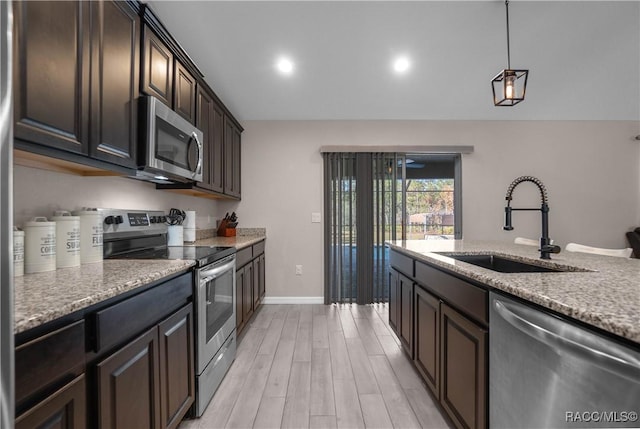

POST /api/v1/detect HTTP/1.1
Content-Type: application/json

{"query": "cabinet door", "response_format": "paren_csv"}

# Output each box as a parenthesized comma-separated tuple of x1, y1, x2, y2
(210, 102, 225, 193)
(173, 61, 196, 124)
(97, 327, 161, 429)
(141, 26, 173, 106)
(243, 263, 254, 322)
(224, 118, 241, 198)
(158, 305, 195, 429)
(388, 269, 399, 335)
(440, 303, 487, 429)
(89, 0, 139, 168)
(13, 0, 90, 154)
(252, 258, 260, 310)
(15, 374, 86, 429)
(414, 286, 440, 398)
(195, 86, 214, 191)
(258, 253, 266, 299)
(236, 267, 244, 333)
(399, 273, 414, 357)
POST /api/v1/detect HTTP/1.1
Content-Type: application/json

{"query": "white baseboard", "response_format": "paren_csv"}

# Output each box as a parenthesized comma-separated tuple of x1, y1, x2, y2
(261, 296, 324, 305)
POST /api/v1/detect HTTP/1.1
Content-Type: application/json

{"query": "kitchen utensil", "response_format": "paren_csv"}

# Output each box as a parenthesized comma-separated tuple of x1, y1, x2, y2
(167, 208, 186, 225)
(73, 208, 103, 264)
(14, 227, 24, 277)
(51, 211, 81, 268)
(24, 217, 56, 273)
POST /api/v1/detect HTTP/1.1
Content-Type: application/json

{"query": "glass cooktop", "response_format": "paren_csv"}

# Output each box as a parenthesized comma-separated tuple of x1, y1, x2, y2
(111, 245, 235, 267)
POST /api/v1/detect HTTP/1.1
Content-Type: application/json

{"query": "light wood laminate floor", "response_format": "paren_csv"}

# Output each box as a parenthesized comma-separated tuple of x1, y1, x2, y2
(180, 304, 451, 429)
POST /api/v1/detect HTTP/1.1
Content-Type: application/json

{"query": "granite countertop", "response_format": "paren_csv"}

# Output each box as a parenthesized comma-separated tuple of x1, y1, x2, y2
(14, 259, 195, 334)
(387, 240, 640, 343)
(14, 231, 267, 335)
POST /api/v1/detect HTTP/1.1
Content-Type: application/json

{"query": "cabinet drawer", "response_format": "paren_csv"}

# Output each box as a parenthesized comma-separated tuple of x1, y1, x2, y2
(252, 240, 265, 257)
(16, 320, 85, 406)
(93, 273, 191, 353)
(415, 262, 488, 325)
(390, 249, 414, 278)
(236, 246, 253, 268)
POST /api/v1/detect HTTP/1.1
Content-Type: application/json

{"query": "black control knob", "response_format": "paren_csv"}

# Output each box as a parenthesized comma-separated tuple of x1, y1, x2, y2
(160, 216, 167, 223)
(150, 216, 157, 224)
(114, 215, 124, 225)
(104, 215, 115, 225)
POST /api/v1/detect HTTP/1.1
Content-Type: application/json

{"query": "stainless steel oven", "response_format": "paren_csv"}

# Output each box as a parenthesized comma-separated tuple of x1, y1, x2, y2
(195, 254, 237, 416)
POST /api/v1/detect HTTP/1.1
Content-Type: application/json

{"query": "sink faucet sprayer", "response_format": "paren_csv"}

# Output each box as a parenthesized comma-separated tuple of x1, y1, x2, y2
(503, 176, 561, 259)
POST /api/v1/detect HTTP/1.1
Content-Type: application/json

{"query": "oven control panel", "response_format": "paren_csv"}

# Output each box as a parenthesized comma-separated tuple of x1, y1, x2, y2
(101, 208, 168, 236)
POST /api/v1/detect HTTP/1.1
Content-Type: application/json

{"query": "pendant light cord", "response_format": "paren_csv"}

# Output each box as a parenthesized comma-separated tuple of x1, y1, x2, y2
(505, 0, 511, 69)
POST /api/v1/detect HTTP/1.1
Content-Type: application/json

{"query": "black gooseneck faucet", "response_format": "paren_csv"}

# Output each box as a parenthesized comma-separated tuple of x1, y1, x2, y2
(504, 176, 561, 259)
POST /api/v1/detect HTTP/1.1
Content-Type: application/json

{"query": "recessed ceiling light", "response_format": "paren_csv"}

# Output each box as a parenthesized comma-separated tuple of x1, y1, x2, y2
(393, 57, 411, 74)
(276, 57, 294, 74)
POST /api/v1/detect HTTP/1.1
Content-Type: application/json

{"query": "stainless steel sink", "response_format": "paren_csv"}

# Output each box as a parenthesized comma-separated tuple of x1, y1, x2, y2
(441, 254, 568, 273)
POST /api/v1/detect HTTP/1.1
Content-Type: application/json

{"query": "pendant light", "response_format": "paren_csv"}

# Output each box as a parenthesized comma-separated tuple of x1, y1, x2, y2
(491, 0, 528, 106)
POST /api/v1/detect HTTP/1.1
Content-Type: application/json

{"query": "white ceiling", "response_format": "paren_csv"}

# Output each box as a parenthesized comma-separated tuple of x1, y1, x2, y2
(148, 1, 640, 121)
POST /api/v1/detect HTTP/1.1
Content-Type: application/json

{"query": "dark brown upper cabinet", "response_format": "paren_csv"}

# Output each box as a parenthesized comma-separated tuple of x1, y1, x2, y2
(141, 27, 173, 106)
(13, 0, 139, 169)
(89, 0, 140, 168)
(196, 85, 224, 194)
(224, 117, 241, 199)
(13, 1, 90, 155)
(173, 61, 196, 124)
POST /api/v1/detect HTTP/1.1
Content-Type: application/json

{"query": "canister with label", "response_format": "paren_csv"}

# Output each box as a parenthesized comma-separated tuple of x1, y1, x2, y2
(73, 209, 103, 264)
(24, 217, 56, 274)
(51, 211, 81, 268)
(13, 227, 24, 277)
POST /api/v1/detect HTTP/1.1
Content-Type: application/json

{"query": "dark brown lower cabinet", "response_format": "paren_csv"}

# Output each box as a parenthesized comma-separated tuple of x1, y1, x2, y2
(236, 266, 246, 332)
(236, 241, 266, 336)
(399, 273, 414, 357)
(158, 305, 195, 429)
(97, 327, 161, 429)
(388, 269, 399, 335)
(243, 262, 254, 323)
(96, 303, 194, 429)
(440, 303, 487, 429)
(15, 374, 86, 429)
(414, 286, 440, 398)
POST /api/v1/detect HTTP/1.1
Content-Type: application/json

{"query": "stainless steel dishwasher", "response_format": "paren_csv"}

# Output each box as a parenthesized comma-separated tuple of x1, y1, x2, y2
(490, 292, 640, 428)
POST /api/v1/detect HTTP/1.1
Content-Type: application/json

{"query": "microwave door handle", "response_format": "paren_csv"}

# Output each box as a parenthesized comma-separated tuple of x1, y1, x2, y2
(191, 131, 202, 178)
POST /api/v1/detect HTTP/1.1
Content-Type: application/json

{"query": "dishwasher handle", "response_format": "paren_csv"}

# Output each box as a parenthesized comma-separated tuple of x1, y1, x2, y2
(493, 298, 640, 381)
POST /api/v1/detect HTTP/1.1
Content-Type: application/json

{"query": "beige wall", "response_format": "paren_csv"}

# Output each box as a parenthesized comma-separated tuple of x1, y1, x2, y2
(232, 120, 640, 299)
(14, 120, 640, 299)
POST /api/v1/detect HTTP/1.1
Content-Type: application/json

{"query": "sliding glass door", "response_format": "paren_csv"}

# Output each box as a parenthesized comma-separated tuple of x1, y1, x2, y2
(323, 152, 461, 304)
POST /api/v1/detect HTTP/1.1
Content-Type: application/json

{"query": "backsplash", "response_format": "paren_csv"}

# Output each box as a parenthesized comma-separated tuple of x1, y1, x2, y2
(13, 165, 222, 229)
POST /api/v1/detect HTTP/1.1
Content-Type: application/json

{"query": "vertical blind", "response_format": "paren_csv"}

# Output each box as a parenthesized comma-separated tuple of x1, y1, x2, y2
(323, 153, 396, 304)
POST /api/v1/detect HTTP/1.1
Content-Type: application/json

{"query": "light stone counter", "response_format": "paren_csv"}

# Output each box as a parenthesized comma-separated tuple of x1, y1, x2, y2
(14, 259, 195, 334)
(15, 231, 266, 335)
(387, 240, 640, 343)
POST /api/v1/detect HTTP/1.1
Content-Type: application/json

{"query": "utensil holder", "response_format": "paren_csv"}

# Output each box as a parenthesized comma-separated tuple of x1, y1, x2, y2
(168, 225, 184, 246)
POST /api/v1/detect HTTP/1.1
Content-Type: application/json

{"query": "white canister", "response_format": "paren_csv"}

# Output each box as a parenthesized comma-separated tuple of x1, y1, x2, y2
(183, 228, 196, 243)
(73, 209, 103, 264)
(167, 225, 184, 246)
(24, 217, 56, 274)
(183, 211, 196, 229)
(13, 227, 24, 277)
(51, 211, 81, 268)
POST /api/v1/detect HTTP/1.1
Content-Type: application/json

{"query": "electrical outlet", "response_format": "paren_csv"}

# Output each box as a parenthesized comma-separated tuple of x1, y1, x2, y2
(295, 265, 303, 276)
(311, 212, 321, 223)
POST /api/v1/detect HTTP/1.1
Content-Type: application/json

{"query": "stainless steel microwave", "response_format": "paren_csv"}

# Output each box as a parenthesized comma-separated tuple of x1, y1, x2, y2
(137, 95, 203, 183)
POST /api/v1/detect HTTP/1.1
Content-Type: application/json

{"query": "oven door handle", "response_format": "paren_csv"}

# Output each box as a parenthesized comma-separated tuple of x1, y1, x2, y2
(200, 260, 235, 280)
